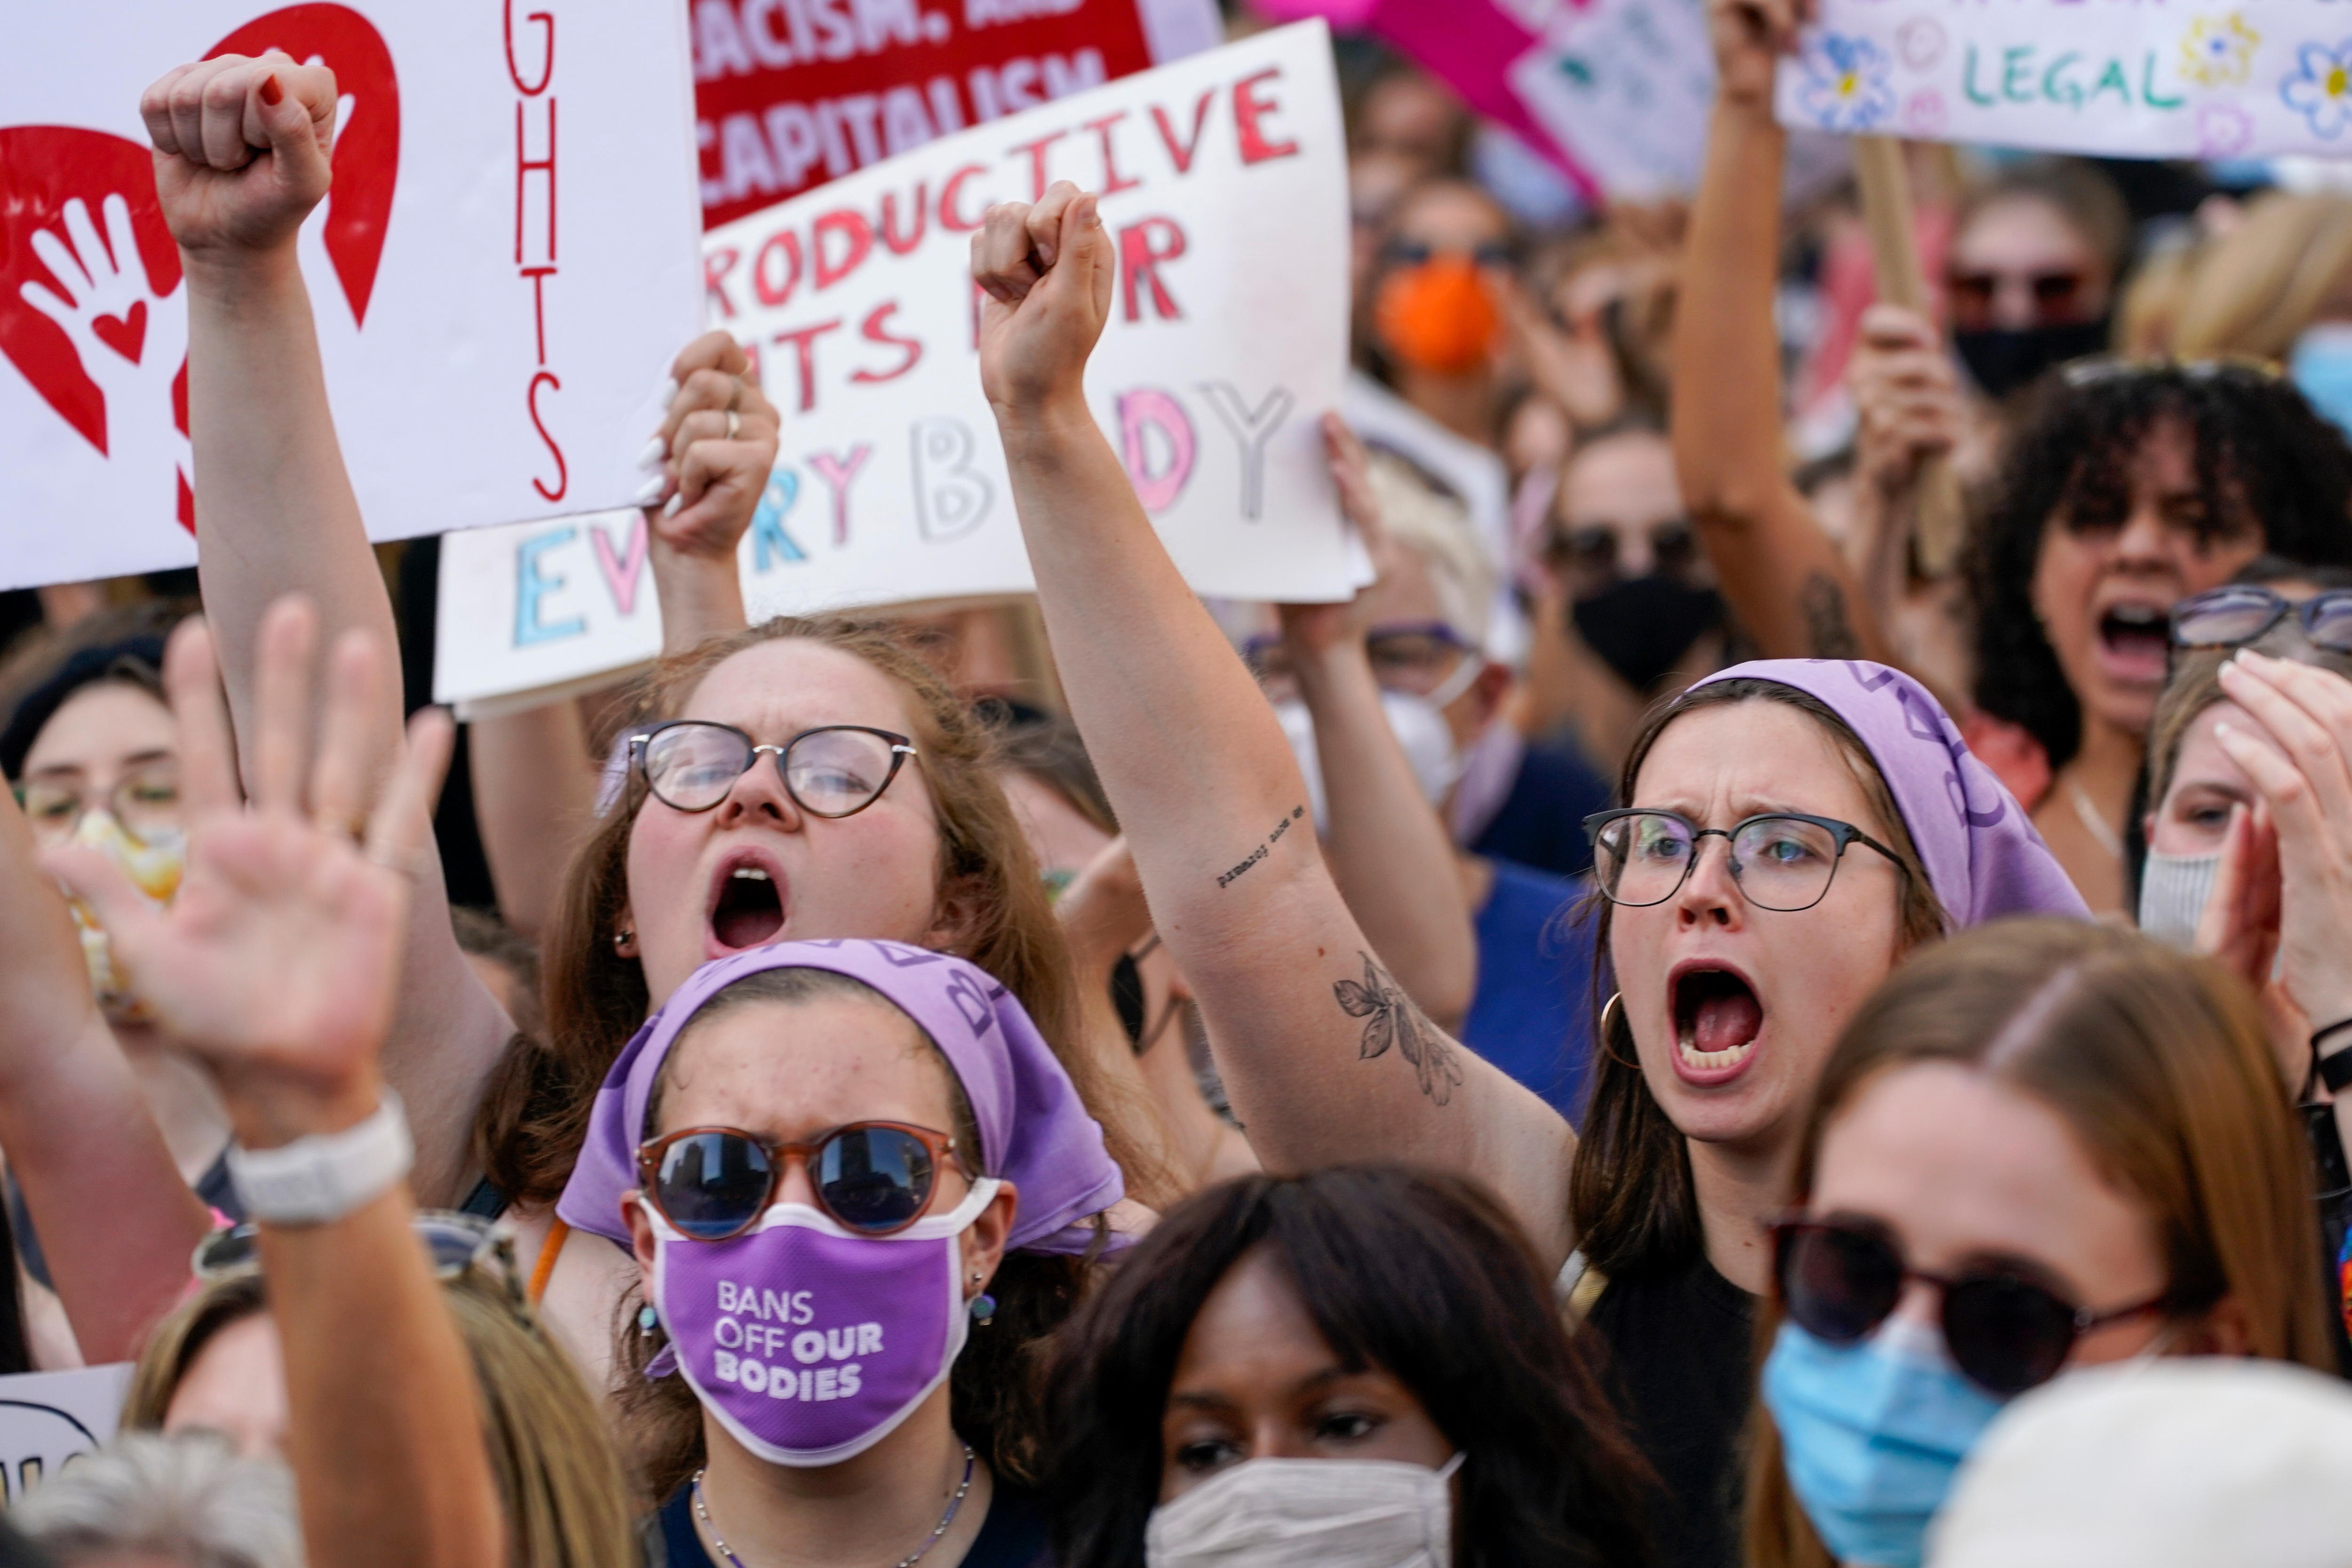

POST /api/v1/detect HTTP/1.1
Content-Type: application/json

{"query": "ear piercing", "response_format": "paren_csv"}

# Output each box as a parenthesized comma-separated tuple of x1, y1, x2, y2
(614, 928, 635, 952)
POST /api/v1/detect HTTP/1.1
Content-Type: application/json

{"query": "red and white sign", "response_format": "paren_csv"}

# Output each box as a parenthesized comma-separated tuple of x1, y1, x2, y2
(435, 21, 1356, 714)
(691, 0, 1223, 229)
(0, 1, 702, 591)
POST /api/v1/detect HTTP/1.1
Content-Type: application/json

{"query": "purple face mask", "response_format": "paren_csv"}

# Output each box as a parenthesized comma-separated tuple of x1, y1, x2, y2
(647, 1178, 1002, 1468)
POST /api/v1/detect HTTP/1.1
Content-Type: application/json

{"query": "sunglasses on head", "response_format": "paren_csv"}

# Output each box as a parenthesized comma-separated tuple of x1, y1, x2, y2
(2170, 584, 2352, 655)
(638, 1122, 969, 1242)
(1772, 1217, 2171, 1396)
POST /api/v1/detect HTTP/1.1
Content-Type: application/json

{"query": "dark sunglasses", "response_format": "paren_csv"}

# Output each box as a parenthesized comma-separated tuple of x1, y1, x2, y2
(1382, 238, 1517, 271)
(1546, 517, 1702, 580)
(1772, 1218, 2171, 1396)
(1946, 268, 2086, 329)
(629, 721, 916, 818)
(639, 1122, 970, 1242)
(2170, 585, 2352, 655)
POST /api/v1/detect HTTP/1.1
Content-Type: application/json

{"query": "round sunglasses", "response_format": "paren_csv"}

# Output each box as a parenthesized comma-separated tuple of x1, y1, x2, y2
(638, 1122, 969, 1242)
(628, 721, 917, 818)
(1772, 1218, 2171, 1396)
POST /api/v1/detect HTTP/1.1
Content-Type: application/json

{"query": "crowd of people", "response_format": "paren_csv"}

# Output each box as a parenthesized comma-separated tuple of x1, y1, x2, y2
(16, 0, 2352, 1565)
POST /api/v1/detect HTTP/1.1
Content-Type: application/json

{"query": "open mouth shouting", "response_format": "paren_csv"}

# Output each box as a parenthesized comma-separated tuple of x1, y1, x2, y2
(707, 849, 789, 958)
(1669, 960, 1764, 1086)
(2094, 599, 2171, 688)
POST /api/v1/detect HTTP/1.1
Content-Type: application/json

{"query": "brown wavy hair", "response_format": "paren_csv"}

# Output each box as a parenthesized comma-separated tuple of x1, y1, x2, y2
(470, 615, 1159, 1209)
(1567, 680, 1948, 1281)
(1744, 919, 2336, 1568)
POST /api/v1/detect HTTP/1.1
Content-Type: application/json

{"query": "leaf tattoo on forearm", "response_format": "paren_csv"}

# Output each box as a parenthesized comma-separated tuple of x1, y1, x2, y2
(1334, 951, 1463, 1106)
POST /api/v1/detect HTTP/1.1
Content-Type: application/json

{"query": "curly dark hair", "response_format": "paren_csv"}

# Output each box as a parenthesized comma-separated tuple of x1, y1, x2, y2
(1969, 365, 2352, 771)
(1042, 1166, 1656, 1568)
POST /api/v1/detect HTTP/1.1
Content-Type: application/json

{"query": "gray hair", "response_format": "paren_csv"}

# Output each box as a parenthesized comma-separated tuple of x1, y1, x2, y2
(9, 1432, 301, 1568)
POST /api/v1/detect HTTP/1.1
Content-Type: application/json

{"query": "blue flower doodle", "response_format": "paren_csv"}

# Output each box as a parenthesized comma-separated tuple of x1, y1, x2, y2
(1798, 32, 1897, 133)
(2283, 39, 2352, 140)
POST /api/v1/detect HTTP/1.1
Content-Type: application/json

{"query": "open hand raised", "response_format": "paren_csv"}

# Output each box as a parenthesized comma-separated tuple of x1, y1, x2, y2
(43, 599, 451, 1143)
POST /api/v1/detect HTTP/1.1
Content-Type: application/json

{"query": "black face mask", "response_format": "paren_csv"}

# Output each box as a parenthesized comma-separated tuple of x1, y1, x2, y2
(1573, 575, 1723, 693)
(1953, 317, 2112, 399)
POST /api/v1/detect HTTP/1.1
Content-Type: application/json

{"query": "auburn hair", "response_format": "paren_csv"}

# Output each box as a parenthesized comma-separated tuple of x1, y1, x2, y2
(470, 615, 1160, 1209)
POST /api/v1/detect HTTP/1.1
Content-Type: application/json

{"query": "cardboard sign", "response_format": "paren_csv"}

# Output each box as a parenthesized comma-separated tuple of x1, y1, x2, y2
(1776, 0, 2352, 158)
(0, 1, 702, 591)
(692, 0, 1224, 230)
(435, 22, 1355, 714)
(0, 1364, 132, 1502)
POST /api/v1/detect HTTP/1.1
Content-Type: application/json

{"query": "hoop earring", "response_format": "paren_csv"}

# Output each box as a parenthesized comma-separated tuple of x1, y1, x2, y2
(1598, 991, 1641, 1070)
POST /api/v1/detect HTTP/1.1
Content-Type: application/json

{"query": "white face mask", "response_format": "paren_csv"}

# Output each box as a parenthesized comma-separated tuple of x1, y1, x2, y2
(2137, 850, 2220, 950)
(1273, 674, 1471, 834)
(1144, 1453, 1463, 1568)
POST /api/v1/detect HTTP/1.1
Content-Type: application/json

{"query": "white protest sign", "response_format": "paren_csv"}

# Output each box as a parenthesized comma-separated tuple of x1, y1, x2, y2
(1775, 0, 2352, 158)
(0, 1, 702, 591)
(434, 21, 1355, 714)
(1509, 0, 1716, 202)
(0, 1363, 132, 1502)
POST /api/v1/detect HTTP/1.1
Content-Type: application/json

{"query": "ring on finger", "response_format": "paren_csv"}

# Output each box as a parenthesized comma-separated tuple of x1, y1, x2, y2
(365, 846, 420, 879)
(726, 409, 741, 439)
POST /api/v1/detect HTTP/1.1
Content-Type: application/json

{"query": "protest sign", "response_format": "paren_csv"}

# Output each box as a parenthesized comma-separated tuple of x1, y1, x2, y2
(0, 1, 702, 591)
(0, 1364, 131, 1502)
(1776, 0, 2352, 159)
(692, 0, 1224, 229)
(435, 21, 1356, 715)
(1508, 0, 1715, 202)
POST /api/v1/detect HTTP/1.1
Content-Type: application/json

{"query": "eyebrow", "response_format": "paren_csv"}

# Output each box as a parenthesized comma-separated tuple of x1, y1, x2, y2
(1165, 1365, 1358, 1413)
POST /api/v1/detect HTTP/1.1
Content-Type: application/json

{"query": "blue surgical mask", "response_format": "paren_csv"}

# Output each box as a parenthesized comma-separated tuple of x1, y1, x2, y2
(1760, 1317, 2007, 1568)
(2291, 323, 2352, 444)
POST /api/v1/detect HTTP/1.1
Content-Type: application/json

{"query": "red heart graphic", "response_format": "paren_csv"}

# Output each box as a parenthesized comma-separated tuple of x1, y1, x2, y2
(0, 3, 397, 524)
(91, 299, 148, 364)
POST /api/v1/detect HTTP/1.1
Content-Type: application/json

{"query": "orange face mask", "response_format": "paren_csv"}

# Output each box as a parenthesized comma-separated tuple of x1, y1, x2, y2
(1374, 255, 1502, 375)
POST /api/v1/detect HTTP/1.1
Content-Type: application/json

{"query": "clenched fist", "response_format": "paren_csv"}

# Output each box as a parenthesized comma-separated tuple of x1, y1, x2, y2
(141, 51, 337, 257)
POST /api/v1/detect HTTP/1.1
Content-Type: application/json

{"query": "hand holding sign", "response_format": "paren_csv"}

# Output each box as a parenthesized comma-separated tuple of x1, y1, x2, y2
(140, 52, 336, 259)
(44, 603, 452, 1144)
(1708, 0, 1811, 110)
(976, 182, 1116, 422)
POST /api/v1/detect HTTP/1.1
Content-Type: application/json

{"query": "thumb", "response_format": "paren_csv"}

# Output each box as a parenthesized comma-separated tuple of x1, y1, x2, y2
(246, 63, 338, 186)
(40, 843, 165, 955)
(1057, 192, 1112, 313)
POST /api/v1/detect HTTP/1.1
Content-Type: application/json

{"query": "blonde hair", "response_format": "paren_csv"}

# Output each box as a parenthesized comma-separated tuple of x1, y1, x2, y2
(126, 1269, 636, 1568)
(2172, 192, 2352, 361)
(1369, 450, 1495, 647)
(1744, 919, 2334, 1568)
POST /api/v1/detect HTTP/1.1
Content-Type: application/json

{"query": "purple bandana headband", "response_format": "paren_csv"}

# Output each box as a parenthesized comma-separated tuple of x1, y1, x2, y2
(1689, 661, 2087, 927)
(556, 939, 1126, 1256)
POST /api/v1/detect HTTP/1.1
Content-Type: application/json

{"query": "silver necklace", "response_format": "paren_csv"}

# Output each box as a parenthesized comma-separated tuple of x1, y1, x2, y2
(691, 1446, 976, 1568)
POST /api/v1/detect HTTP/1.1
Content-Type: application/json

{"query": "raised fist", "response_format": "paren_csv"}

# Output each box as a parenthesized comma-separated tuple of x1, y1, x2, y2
(974, 182, 1115, 419)
(140, 52, 337, 257)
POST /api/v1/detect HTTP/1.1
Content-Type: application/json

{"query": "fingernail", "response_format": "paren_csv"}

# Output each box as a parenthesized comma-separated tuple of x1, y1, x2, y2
(632, 475, 666, 507)
(657, 376, 678, 410)
(258, 73, 283, 106)
(636, 436, 667, 471)
(1081, 195, 1101, 229)
(663, 493, 684, 519)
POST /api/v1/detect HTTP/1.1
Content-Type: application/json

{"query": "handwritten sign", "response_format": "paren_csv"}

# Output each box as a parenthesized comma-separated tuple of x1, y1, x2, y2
(692, 0, 1223, 229)
(435, 21, 1355, 714)
(1776, 0, 2352, 159)
(0, 0, 701, 591)
(1509, 0, 1714, 202)
(0, 1364, 131, 1501)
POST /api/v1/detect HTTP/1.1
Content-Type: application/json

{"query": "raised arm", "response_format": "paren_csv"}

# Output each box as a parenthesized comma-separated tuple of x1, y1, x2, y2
(0, 789, 209, 1361)
(974, 187, 1575, 1263)
(50, 604, 501, 1568)
(1672, 0, 1891, 664)
(1281, 416, 1477, 1032)
(142, 54, 509, 1202)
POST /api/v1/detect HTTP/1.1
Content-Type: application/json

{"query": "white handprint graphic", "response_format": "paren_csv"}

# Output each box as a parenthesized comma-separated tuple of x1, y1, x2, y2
(19, 193, 191, 523)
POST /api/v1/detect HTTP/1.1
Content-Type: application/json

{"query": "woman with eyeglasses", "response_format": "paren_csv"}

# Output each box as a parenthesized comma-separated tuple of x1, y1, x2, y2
(1748, 919, 2334, 1568)
(129, 52, 1170, 1393)
(1041, 1166, 1654, 1568)
(553, 938, 1126, 1568)
(971, 173, 2084, 1568)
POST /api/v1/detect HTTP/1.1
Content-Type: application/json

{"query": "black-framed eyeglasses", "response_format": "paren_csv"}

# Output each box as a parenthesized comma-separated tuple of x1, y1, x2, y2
(629, 721, 917, 818)
(2170, 584, 2352, 656)
(1582, 808, 1905, 913)
(1772, 1217, 2172, 1397)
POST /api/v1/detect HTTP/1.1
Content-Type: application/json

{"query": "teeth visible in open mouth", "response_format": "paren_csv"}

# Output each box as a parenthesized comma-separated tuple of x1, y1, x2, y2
(2106, 605, 2164, 628)
(1676, 1027, 1756, 1071)
(730, 867, 771, 881)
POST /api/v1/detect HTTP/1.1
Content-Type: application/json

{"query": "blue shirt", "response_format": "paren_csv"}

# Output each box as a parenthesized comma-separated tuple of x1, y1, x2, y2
(1460, 860, 1598, 1122)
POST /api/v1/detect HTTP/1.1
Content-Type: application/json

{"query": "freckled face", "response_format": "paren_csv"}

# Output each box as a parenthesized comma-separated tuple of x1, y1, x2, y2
(1158, 1245, 1452, 1503)
(622, 640, 948, 1008)
(1609, 701, 1909, 1155)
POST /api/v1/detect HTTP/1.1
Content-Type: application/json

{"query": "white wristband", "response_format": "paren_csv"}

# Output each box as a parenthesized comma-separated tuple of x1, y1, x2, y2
(226, 1090, 413, 1226)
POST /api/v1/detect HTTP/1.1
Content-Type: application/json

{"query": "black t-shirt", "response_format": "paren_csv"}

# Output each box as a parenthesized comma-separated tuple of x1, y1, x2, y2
(647, 1476, 1053, 1568)
(1582, 1252, 1759, 1568)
